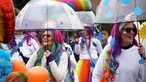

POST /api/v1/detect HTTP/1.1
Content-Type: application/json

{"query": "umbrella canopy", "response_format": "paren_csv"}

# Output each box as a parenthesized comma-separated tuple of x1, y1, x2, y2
(15, 0, 83, 31)
(94, 0, 146, 24)
(76, 11, 95, 25)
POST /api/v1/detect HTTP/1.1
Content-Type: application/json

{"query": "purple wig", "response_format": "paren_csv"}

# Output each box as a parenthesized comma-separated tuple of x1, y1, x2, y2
(81, 24, 94, 49)
(8, 32, 40, 49)
(84, 24, 94, 36)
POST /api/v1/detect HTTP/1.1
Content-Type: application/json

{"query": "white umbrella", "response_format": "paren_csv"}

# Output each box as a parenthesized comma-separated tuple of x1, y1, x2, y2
(15, 0, 83, 31)
(76, 11, 95, 25)
(94, 0, 146, 42)
(94, 0, 146, 24)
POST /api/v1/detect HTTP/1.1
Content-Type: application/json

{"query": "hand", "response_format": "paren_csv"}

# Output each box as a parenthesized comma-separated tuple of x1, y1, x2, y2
(138, 44, 145, 56)
(44, 50, 51, 57)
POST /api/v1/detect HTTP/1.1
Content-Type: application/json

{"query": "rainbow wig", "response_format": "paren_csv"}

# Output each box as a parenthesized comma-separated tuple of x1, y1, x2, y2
(51, 30, 64, 57)
(5, 72, 28, 82)
(100, 22, 138, 82)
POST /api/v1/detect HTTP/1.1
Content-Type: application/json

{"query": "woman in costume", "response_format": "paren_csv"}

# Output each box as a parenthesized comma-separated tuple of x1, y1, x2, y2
(92, 22, 146, 82)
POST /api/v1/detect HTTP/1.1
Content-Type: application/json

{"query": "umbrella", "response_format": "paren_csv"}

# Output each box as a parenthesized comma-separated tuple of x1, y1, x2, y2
(15, 0, 83, 31)
(76, 11, 95, 25)
(94, 0, 146, 42)
(94, 0, 146, 24)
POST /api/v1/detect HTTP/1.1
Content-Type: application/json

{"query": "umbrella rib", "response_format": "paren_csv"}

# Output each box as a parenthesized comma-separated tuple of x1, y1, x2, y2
(113, 0, 117, 23)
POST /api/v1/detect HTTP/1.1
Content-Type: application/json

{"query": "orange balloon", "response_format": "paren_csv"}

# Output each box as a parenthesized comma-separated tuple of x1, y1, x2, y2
(27, 66, 49, 82)
(12, 60, 27, 73)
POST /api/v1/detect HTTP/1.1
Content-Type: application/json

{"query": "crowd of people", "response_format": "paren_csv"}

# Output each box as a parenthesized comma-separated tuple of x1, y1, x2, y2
(0, 21, 146, 82)
(1, 0, 146, 82)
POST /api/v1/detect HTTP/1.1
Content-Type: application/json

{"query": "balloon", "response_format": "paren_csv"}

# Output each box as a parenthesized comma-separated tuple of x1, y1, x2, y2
(12, 60, 27, 73)
(0, 0, 15, 43)
(27, 66, 49, 82)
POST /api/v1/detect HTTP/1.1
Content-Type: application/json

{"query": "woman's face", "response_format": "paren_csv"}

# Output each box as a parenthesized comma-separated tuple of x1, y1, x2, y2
(42, 30, 54, 48)
(120, 23, 137, 46)
(14, 31, 24, 38)
(83, 27, 89, 37)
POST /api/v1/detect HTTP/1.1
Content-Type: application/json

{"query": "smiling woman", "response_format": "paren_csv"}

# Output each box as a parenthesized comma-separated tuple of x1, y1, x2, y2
(26, 29, 69, 82)
(42, 30, 54, 49)
(92, 22, 146, 82)
(120, 22, 137, 47)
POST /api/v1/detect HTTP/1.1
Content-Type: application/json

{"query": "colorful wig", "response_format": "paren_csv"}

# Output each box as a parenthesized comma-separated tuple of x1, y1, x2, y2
(5, 72, 28, 82)
(101, 22, 138, 82)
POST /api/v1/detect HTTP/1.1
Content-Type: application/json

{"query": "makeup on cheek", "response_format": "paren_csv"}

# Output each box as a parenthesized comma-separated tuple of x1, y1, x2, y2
(123, 31, 127, 34)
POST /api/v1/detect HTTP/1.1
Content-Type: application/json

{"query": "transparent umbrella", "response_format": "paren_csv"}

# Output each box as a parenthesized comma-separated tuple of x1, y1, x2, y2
(76, 11, 95, 25)
(15, 0, 83, 31)
(94, 0, 146, 42)
(94, 0, 146, 24)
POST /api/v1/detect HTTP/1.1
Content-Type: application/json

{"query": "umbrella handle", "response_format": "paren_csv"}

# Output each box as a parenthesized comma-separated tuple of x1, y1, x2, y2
(135, 21, 141, 45)
(135, 22, 145, 60)
(137, 30, 141, 45)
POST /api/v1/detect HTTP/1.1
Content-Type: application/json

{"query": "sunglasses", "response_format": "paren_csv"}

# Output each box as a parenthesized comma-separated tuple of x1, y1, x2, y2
(42, 34, 51, 38)
(123, 27, 137, 34)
